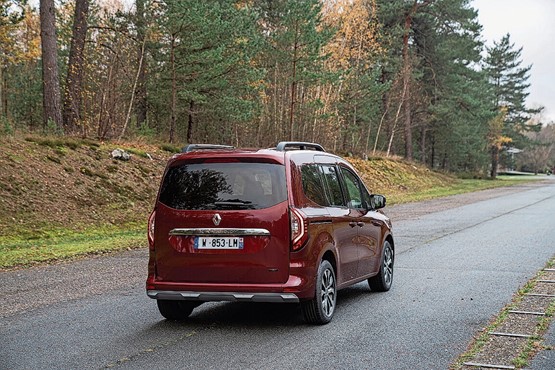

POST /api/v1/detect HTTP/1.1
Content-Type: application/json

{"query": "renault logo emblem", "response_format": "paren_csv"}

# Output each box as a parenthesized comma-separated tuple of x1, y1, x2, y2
(212, 214, 222, 226)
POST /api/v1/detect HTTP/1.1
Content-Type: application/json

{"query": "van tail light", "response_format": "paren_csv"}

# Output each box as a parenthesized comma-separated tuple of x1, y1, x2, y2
(148, 210, 156, 250)
(290, 208, 308, 251)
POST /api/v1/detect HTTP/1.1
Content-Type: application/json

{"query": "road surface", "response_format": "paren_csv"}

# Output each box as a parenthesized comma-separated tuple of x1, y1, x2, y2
(1, 179, 554, 369)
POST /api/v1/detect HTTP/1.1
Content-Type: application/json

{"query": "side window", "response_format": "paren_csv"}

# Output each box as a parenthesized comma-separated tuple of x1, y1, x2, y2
(301, 164, 327, 206)
(342, 168, 363, 209)
(361, 183, 372, 210)
(321, 165, 344, 207)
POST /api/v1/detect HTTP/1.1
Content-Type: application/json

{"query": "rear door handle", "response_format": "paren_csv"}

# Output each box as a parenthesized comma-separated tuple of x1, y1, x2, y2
(349, 222, 357, 228)
(357, 222, 364, 227)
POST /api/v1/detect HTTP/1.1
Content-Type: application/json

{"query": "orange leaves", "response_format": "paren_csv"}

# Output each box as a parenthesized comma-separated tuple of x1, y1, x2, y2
(322, 0, 383, 71)
(0, 5, 41, 65)
(488, 107, 512, 149)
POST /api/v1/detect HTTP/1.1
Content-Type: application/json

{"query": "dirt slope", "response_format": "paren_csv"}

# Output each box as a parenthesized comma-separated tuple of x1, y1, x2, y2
(0, 136, 455, 238)
(348, 157, 456, 200)
(0, 136, 172, 238)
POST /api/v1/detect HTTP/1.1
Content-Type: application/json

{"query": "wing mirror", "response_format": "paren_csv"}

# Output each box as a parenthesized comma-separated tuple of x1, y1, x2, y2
(369, 194, 386, 210)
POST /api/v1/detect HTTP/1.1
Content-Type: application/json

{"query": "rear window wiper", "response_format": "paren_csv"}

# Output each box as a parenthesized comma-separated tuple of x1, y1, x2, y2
(214, 200, 257, 209)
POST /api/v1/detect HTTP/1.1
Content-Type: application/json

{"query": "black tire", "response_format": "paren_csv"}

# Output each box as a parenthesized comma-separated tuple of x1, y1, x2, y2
(368, 240, 394, 292)
(157, 300, 199, 320)
(301, 260, 337, 325)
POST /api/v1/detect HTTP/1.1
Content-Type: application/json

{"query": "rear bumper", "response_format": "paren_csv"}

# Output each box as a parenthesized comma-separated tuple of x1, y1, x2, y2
(147, 290, 299, 303)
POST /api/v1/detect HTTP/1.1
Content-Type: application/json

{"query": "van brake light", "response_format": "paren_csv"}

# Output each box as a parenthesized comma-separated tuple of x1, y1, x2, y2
(148, 210, 156, 250)
(290, 208, 308, 251)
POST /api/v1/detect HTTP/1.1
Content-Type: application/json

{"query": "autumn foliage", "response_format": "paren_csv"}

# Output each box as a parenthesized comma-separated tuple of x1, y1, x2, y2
(0, 0, 546, 175)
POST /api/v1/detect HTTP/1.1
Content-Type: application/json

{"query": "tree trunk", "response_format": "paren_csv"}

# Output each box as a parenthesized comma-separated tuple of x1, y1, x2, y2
(63, 0, 89, 136)
(40, 0, 63, 131)
(402, 11, 413, 160)
(420, 124, 426, 163)
(400, 0, 434, 160)
(97, 53, 115, 140)
(169, 35, 176, 143)
(430, 134, 435, 168)
(289, 21, 299, 141)
(490, 145, 499, 179)
(134, 0, 147, 128)
(187, 100, 194, 144)
(0, 67, 7, 118)
(119, 37, 146, 140)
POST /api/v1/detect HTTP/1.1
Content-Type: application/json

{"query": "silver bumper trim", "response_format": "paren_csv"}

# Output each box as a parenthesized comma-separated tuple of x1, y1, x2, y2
(147, 290, 299, 303)
(169, 228, 271, 237)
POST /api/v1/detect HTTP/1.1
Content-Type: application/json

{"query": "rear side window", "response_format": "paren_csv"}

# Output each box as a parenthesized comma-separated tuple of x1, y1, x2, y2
(159, 162, 287, 210)
(301, 164, 327, 206)
(301, 164, 348, 207)
(321, 165, 344, 207)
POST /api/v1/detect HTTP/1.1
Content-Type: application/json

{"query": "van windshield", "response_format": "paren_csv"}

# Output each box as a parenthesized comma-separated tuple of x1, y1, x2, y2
(159, 162, 287, 210)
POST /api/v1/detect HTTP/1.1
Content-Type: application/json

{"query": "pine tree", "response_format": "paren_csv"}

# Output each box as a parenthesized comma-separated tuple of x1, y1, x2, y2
(375, 0, 436, 160)
(254, 0, 333, 144)
(39, 0, 62, 130)
(150, 0, 262, 144)
(484, 34, 542, 177)
(63, 0, 89, 135)
(413, 0, 493, 172)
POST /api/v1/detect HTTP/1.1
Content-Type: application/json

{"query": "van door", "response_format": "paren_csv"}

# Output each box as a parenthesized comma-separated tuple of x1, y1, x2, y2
(320, 164, 359, 283)
(153, 160, 290, 284)
(339, 167, 381, 278)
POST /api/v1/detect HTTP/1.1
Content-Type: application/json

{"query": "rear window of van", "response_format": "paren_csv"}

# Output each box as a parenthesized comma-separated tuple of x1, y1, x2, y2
(159, 162, 287, 210)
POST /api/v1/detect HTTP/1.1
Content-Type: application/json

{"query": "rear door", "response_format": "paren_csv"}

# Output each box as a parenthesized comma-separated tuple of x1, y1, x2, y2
(320, 164, 359, 283)
(339, 166, 381, 277)
(153, 160, 290, 284)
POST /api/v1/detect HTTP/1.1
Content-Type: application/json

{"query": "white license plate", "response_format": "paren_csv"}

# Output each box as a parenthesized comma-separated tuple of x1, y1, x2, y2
(194, 237, 244, 249)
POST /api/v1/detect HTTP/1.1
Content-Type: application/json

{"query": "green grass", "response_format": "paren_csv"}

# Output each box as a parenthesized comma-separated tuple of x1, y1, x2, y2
(389, 176, 542, 205)
(25, 136, 82, 150)
(125, 147, 150, 158)
(0, 223, 146, 269)
(159, 143, 181, 153)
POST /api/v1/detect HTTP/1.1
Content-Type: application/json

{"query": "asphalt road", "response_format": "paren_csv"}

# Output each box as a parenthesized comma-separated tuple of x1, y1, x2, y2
(1, 178, 555, 369)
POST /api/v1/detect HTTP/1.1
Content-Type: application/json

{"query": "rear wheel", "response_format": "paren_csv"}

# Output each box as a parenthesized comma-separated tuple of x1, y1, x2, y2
(157, 300, 200, 320)
(368, 240, 394, 292)
(301, 260, 337, 325)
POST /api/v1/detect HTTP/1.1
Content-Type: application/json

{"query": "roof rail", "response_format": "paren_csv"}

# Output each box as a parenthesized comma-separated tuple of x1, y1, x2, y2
(182, 144, 235, 153)
(275, 142, 325, 152)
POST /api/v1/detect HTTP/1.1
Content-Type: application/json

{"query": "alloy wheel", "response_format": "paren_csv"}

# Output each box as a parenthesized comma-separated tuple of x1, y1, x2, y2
(320, 267, 336, 317)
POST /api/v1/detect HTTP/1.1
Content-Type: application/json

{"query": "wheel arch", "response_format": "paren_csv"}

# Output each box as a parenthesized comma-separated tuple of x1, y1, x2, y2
(385, 233, 394, 253)
(321, 249, 337, 275)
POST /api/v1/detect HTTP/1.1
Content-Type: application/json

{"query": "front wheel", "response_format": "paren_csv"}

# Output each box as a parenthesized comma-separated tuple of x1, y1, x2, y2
(368, 240, 394, 292)
(301, 260, 337, 325)
(157, 300, 200, 321)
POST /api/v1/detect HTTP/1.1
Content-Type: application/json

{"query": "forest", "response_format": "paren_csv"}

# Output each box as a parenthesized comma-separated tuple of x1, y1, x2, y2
(1, 0, 554, 176)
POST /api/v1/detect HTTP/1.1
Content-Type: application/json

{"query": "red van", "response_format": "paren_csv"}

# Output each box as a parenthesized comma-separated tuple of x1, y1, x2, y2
(147, 142, 394, 324)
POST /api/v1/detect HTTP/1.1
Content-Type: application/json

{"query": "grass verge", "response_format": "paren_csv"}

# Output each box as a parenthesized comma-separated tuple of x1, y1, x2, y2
(389, 176, 543, 204)
(0, 223, 145, 269)
(0, 174, 544, 270)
